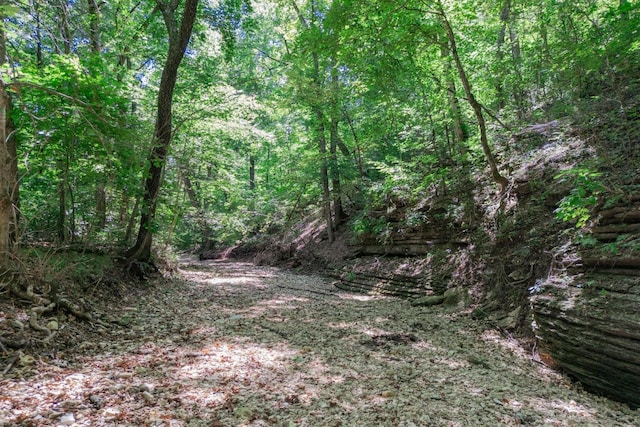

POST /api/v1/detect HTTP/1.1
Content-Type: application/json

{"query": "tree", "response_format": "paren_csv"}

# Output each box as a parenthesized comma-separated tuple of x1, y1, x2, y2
(125, 0, 199, 266)
(435, 1, 509, 192)
(0, 10, 18, 269)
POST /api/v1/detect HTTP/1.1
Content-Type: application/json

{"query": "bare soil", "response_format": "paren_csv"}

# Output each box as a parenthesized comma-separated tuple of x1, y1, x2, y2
(1, 258, 638, 426)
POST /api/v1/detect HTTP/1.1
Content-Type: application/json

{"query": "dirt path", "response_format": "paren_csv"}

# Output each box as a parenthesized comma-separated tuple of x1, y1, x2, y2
(2, 259, 638, 426)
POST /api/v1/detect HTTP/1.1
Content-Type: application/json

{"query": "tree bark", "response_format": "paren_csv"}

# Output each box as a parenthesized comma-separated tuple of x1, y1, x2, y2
(329, 62, 346, 227)
(57, 0, 72, 54)
(125, 0, 199, 264)
(291, 0, 335, 240)
(0, 81, 16, 269)
(87, 0, 107, 231)
(440, 35, 466, 147)
(0, 18, 18, 269)
(87, 0, 101, 53)
(316, 109, 334, 242)
(249, 154, 256, 190)
(56, 157, 68, 242)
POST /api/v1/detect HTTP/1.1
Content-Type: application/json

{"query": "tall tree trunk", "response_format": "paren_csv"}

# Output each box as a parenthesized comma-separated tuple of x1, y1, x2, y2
(31, 0, 43, 66)
(180, 170, 214, 251)
(0, 15, 18, 270)
(249, 154, 256, 190)
(342, 110, 365, 178)
(87, 0, 101, 53)
(56, 156, 68, 242)
(125, 0, 199, 265)
(496, 0, 525, 118)
(95, 186, 106, 229)
(440, 36, 466, 147)
(58, 0, 72, 54)
(0, 84, 17, 269)
(329, 62, 346, 227)
(329, 116, 345, 227)
(437, 3, 509, 193)
(52, 0, 72, 241)
(124, 195, 140, 245)
(312, 47, 333, 241)
(315, 108, 334, 242)
(86, 0, 108, 231)
(291, 1, 334, 240)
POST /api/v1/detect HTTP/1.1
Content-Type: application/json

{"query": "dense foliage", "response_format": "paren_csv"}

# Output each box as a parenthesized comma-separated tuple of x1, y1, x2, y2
(0, 0, 638, 263)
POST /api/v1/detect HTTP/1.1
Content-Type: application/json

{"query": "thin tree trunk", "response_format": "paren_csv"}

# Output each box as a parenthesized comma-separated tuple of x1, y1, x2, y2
(291, 1, 334, 240)
(31, 0, 43, 66)
(312, 41, 333, 240)
(124, 195, 140, 245)
(316, 108, 334, 242)
(249, 154, 256, 190)
(437, 3, 509, 192)
(87, 0, 101, 53)
(342, 110, 365, 177)
(330, 117, 345, 227)
(56, 157, 68, 242)
(86, 0, 107, 232)
(95, 186, 106, 230)
(119, 193, 129, 224)
(440, 36, 466, 147)
(497, 0, 525, 118)
(329, 61, 346, 227)
(181, 170, 214, 251)
(67, 174, 76, 242)
(58, 0, 72, 54)
(125, 0, 199, 264)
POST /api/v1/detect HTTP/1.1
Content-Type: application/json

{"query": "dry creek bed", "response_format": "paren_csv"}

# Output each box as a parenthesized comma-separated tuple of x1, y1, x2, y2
(1, 259, 639, 426)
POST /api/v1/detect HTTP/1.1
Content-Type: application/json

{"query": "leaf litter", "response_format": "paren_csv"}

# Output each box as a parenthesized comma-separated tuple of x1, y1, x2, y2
(1, 258, 638, 426)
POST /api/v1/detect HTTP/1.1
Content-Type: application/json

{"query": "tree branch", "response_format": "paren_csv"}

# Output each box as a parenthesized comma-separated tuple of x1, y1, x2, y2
(8, 81, 114, 126)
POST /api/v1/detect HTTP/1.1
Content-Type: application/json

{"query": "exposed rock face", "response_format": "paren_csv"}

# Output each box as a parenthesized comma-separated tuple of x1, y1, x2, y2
(531, 202, 640, 408)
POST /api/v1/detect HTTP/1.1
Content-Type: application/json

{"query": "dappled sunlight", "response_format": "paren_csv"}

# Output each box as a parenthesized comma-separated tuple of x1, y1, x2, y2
(0, 336, 340, 425)
(258, 295, 310, 309)
(2, 261, 636, 426)
(528, 397, 598, 419)
(480, 329, 564, 380)
(411, 340, 441, 352)
(337, 292, 386, 301)
(434, 357, 470, 369)
(179, 269, 268, 289)
(174, 340, 295, 380)
(326, 320, 359, 329)
(359, 326, 393, 337)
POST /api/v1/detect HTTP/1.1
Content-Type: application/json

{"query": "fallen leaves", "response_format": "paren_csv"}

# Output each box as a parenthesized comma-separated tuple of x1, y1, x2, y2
(0, 259, 638, 426)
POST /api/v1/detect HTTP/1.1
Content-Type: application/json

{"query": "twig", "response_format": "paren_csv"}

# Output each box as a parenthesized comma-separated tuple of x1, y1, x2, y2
(2, 350, 23, 376)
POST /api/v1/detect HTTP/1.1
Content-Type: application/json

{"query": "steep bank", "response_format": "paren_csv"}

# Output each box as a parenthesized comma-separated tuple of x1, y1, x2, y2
(244, 97, 640, 408)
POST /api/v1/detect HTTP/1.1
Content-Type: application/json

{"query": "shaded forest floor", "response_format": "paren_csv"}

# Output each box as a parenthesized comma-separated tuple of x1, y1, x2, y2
(1, 258, 638, 426)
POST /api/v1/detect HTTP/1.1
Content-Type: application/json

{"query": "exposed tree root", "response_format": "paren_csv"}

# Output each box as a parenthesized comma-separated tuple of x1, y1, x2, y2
(1, 277, 95, 358)
(118, 257, 160, 280)
(2, 350, 22, 376)
(0, 337, 28, 350)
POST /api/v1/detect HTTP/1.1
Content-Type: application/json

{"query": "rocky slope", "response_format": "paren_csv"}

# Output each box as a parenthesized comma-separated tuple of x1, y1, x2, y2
(246, 99, 640, 409)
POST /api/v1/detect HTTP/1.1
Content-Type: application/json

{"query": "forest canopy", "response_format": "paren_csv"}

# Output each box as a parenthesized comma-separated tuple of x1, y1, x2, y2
(0, 0, 638, 266)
